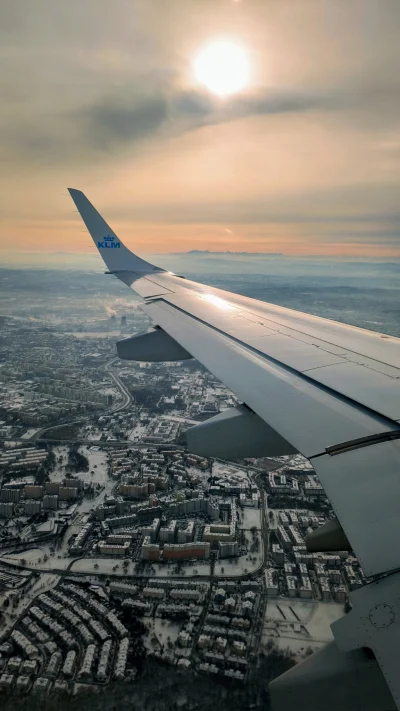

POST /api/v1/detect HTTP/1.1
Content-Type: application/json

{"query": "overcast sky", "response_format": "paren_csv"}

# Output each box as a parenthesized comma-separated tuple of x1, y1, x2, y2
(1, 0, 400, 263)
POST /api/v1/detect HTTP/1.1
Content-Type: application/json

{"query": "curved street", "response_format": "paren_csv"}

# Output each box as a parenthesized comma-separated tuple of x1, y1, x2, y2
(104, 357, 132, 413)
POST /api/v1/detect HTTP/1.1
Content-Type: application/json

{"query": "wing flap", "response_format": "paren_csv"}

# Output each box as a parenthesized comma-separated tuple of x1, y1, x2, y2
(306, 361, 400, 421)
(147, 285, 400, 423)
(313, 440, 400, 576)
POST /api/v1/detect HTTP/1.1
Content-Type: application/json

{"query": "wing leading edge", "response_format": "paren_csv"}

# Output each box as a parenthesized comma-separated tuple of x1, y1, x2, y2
(70, 189, 400, 710)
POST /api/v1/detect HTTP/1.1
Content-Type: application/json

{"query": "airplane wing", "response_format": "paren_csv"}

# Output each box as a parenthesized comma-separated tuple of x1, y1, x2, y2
(69, 188, 400, 710)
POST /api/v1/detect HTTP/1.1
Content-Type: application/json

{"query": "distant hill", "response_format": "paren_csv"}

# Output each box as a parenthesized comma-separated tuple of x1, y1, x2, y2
(174, 250, 284, 257)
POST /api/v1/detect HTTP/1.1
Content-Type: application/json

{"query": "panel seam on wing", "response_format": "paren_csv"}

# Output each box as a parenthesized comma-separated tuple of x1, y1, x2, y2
(149, 297, 400, 433)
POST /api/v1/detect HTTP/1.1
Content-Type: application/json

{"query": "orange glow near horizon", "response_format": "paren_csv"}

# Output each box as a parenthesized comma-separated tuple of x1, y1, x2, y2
(1, 217, 400, 261)
(1, 3, 400, 264)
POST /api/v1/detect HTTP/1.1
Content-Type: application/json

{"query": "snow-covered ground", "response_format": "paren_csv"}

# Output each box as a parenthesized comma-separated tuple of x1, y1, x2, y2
(3, 548, 68, 570)
(21, 428, 41, 439)
(2, 551, 138, 576)
(143, 618, 183, 654)
(128, 424, 148, 441)
(141, 562, 211, 578)
(49, 445, 115, 518)
(82, 429, 103, 441)
(262, 599, 344, 659)
(69, 558, 138, 576)
(49, 445, 69, 481)
(212, 462, 251, 483)
(50, 445, 109, 486)
(213, 505, 263, 577)
(240, 507, 262, 529)
(1, 551, 212, 579)
(287, 454, 314, 470)
(214, 543, 262, 577)
(79, 446, 109, 485)
(160, 415, 200, 426)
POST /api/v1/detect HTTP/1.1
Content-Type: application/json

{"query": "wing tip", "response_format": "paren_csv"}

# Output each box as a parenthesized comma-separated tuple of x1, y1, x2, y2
(68, 187, 83, 198)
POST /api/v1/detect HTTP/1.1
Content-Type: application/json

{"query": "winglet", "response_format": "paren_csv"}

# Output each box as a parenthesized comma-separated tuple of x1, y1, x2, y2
(68, 188, 163, 275)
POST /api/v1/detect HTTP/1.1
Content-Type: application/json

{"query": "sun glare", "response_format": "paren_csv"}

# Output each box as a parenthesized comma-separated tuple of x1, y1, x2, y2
(200, 293, 236, 311)
(193, 40, 250, 97)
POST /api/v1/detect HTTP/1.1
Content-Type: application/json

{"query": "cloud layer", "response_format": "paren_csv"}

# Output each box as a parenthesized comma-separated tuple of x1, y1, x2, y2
(1, 0, 400, 257)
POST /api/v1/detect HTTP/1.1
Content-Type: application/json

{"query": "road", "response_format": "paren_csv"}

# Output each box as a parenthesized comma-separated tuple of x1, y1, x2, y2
(104, 357, 132, 413)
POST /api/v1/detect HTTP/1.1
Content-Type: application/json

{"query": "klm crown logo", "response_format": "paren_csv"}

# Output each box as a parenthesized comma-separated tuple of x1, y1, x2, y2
(97, 235, 120, 249)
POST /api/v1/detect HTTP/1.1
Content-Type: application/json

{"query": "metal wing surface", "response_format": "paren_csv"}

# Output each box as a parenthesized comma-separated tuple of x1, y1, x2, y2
(69, 188, 400, 709)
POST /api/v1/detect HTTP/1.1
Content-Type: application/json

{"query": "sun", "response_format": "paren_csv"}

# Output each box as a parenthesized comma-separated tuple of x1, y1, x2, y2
(193, 40, 250, 97)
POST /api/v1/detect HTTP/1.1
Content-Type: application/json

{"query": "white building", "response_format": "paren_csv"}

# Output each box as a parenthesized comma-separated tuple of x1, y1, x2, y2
(277, 526, 291, 551)
(62, 650, 76, 678)
(177, 521, 194, 544)
(286, 575, 297, 598)
(143, 587, 165, 599)
(24, 499, 41, 515)
(78, 644, 96, 680)
(319, 576, 331, 601)
(271, 544, 284, 565)
(0, 502, 14, 519)
(219, 540, 239, 558)
(232, 641, 246, 657)
(110, 582, 138, 597)
(98, 541, 130, 556)
(114, 638, 129, 680)
(197, 634, 211, 649)
(59, 486, 78, 501)
(159, 520, 177, 543)
(265, 569, 278, 596)
(299, 576, 313, 599)
(141, 536, 160, 561)
(43, 494, 58, 510)
(170, 589, 200, 602)
(141, 518, 160, 542)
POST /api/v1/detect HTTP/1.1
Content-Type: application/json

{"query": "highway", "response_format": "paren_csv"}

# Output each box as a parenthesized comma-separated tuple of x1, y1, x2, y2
(104, 357, 132, 413)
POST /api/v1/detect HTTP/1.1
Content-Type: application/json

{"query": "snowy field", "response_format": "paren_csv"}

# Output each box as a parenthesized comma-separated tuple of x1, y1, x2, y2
(70, 558, 138, 576)
(49, 445, 69, 481)
(240, 507, 262, 529)
(212, 506, 264, 577)
(82, 430, 103, 441)
(141, 561, 211, 578)
(3, 548, 70, 571)
(262, 599, 344, 658)
(49, 445, 109, 485)
(212, 462, 251, 483)
(128, 423, 148, 441)
(214, 544, 263, 577)
(143, 619, 183, 654)
(21, 428, 40, 439)
(2, 550, 137, 577)
(80, 446, 109, 485)
(160, 415, 200, 426)
(2, 551, 212, 579)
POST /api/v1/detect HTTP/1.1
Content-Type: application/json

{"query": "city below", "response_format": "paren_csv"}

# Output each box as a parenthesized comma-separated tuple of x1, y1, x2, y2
(0, 269, 365, 705)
